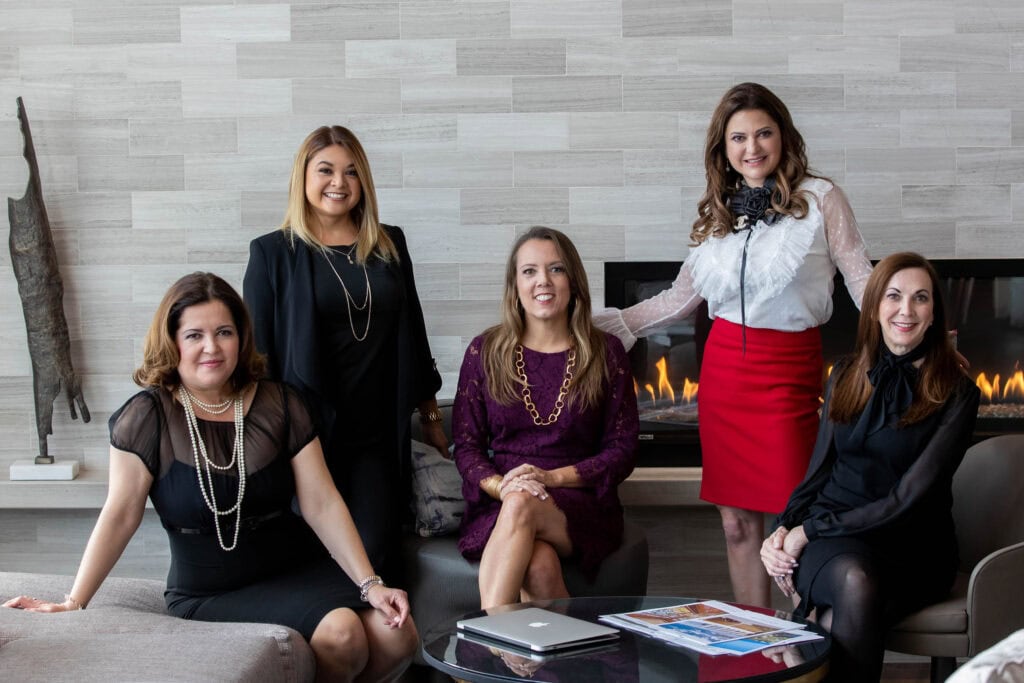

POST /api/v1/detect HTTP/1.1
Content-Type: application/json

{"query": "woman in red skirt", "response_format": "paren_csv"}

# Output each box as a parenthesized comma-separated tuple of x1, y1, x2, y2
(596, 82, 872, 607)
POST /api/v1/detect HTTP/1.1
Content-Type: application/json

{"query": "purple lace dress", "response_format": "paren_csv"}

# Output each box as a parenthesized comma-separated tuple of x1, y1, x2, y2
(453, 333, 639, 577)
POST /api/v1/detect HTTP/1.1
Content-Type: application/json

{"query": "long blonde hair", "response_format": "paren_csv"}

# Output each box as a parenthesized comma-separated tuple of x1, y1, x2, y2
(692, 82, 820, 244)
(280, 125, 397, 263)
(481, 227, 607, 410)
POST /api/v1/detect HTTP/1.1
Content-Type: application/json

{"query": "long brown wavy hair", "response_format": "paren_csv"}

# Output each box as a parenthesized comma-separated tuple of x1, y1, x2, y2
(829, 252, 963, 426)
(692, 82, 820, 244)
(134, 272, 265, 393)
(281, 125, 398, 264)
(481, 227, 607, 410)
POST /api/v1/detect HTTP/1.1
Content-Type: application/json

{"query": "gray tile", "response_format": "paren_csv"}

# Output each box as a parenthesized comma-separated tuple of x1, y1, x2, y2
(845, 147, 956, 185)
(130, 118, 237, 156)
(46, 192, 132, 230)
(184, 154, 291, 192)
(957, 148, 1024, 185)
(402, 76, 512, 114)
(341, 115, 458, 152)
(1013, 36, 1024, 72)
(0, 82, 74, 120)
(858, 220, 956, 258)
(182, 79, 292, 118)
(71, 337, 135, 375)
(788, 36, 900, 73)
(622, 0, 731, 37)
(733, 0, 843, 35)
(567, 37, 683, 76)
(622, 76, 723, 112)
(78, 155, 184, 192)
(187, 228, 259, 264)
(1013, 185, 1024, 222)
(133, 191, 241, 232)
(842, 183, 902, 224)
(78, 228, 186, 266)
(955, 221, 1024, 257)
(513, 75, 621, 112)
(73, 5, 179, 44)
(677, 39, 790, 75)
(459, 262, 507, 301)
(845, 73, 956, 110)
(292, 3, 399, 41)
(1016, 111, 1024, 148)
(377, 188, 461, 228)
(809, 148, 846, 184)
(957, 72, 1024, 109)
(3, 155, 78, 195)
(403, 151, 512, 188)
(900, 109, 1011, 147)
(126, 43, 236, 81)
(180, 4, 290, 43)
(19, 45, 127, 80)
(237, 42, 344, 79)
(64, 264, 133, 304)
(292, 78, 402, 114)
(624, 150, 703, 187)
(421, 299, 498, 337)
(569, 113, 679, 150)
(954, 0, 1024, 33)
(510, 0, 621, 38)
(461, 188, 569, 225)
(514, 151, 623, 187)
(411, 263, 461, 300)
(679, 111, 710, 151)
(237, 116, 344, 156)
(346, 39, 456, 77)
(794, 110, 900, 151)
(0, 47, 17, 80)
(902, 184, 1011, 221)
(456, 38, 566, 76)
(457, 113, 569, 151)
(405, 224, 513, 263)
(74, 81, 182, 119)
(402, 1, 510, 39)
(0, 7, 72, 45)
(571, 186, 681, 225)
(540, 223, 626, 261)
(366, 151, 403, 188)
(845, 0, 955, 36)
(736, 75, 846, 112)
(625, 223, 690, 262)
(900, 34, 1010, 72)
(241, 190, 289, 231)
(29, 119, 128, 156)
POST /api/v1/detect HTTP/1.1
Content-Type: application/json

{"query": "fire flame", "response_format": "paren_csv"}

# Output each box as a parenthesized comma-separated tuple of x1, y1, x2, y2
(976, 368, 1024, 403)
(638, 356, 698, 405)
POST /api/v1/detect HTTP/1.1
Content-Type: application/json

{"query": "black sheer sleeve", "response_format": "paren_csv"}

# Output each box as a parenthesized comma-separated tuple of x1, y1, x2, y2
(281, 382, 318, 458)
(108, 390, 162, 478)
(800, 377, 979, 541)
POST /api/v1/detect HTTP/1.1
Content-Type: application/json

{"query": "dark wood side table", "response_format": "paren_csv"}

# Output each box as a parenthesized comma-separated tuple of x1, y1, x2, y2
(421, 596, 830, 683)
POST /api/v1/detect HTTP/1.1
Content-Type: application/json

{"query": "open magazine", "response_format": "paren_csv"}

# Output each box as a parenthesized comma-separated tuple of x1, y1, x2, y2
(599, 600, 823, 656)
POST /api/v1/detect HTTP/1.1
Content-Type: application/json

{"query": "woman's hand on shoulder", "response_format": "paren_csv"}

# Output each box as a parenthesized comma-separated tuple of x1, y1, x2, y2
(366, 585, 410, 628)
(2, 595, 76, 613)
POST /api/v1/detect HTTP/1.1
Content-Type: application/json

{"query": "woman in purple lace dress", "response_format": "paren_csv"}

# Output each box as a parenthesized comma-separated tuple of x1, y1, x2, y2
(453, 226, 639, 609)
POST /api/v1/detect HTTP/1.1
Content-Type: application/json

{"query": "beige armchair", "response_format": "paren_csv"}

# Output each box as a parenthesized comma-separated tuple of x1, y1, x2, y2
(886, 434, 1024, 683)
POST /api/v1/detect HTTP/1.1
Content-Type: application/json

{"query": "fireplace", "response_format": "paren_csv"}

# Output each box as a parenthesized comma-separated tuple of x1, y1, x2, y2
(605, 259, 1024, 467)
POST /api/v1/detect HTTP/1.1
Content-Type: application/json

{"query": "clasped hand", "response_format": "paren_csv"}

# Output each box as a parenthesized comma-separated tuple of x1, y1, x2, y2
(760, 526, 807, 598)
(499, 464, 551, 501)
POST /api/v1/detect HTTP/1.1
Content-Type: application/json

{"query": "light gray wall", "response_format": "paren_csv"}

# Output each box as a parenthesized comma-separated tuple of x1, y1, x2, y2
(2, 1, 1024, 472)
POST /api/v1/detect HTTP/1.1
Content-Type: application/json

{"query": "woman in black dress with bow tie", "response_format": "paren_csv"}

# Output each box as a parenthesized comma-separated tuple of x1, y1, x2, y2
(761, 252, 979, 682)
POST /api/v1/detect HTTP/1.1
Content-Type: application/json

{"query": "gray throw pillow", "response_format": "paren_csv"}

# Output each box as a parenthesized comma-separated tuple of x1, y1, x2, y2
(410, 439, 464, 537)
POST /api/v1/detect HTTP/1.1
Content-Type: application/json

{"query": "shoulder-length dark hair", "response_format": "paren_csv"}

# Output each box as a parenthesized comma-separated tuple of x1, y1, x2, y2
(133, 272, 265, 394)
(692, 82, 821, 244)
(830, 252, 963, 425)
(281, 125, 398, 264)
(480, 226, 607, 410)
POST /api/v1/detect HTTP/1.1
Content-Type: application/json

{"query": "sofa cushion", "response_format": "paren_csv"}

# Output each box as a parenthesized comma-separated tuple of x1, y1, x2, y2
(410, 439, 464, 538)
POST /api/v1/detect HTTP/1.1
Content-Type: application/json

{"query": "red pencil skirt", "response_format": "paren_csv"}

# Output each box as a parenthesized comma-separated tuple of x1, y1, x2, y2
(698, 318, 823, 514)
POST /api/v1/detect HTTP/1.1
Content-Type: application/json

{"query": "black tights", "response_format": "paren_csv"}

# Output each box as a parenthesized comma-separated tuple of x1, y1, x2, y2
(807, 553, 886, 683)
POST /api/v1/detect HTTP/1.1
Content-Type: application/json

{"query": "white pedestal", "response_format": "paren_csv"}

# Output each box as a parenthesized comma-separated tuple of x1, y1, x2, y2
(10, 459, 80, 481)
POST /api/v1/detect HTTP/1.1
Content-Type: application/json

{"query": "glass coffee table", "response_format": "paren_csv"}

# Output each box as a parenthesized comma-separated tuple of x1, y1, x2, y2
(421, 596, 830, 682)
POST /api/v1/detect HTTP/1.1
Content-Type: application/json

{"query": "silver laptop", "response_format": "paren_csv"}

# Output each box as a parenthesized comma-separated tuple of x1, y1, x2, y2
(456, 607, 619, 652)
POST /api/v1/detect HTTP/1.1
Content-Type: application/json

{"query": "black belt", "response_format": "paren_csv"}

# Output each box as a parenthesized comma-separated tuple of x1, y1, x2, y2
(165, 509, 288, 536)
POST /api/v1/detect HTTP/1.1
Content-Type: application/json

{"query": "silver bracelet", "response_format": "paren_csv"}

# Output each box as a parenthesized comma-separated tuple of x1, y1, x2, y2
(64, 593, 85, 610)
(358, 574, 385, 602)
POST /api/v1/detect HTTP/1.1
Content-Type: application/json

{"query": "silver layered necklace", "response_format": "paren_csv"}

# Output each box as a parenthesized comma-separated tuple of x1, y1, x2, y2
(322, 243, 372, 342)
(179, 386, 246, 552)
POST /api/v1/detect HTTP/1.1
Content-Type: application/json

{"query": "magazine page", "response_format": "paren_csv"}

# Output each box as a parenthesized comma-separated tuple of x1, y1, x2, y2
(599, 601, 822, 656)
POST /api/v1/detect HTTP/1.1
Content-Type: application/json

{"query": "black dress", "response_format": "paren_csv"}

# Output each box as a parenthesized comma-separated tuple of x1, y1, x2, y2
(775, 365, 980, 623)
(109, 381, 363, 640)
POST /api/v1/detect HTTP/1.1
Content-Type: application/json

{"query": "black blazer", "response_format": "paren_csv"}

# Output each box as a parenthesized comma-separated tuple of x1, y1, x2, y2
(243, 225, 442, 468)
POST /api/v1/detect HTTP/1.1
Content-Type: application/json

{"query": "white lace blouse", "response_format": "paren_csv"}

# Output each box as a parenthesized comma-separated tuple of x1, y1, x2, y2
(596, 178, 872, 350)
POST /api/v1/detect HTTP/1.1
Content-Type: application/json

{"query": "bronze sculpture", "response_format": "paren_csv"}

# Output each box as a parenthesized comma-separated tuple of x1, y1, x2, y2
(7, 96, 90, 464)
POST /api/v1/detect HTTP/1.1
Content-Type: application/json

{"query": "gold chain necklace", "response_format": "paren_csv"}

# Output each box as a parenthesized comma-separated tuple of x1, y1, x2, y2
(322, 248, 372, 342)
(515, 345, 576, 426)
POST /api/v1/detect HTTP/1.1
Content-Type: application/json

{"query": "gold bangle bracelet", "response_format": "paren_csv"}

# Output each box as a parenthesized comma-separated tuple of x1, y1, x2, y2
(481, 475, 502, 500)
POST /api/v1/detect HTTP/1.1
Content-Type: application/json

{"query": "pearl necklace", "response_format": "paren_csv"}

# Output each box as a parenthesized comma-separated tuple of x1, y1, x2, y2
(515, 345, 576, 426)
(322, 247, 372, 342)
(179, 388, 246, 552)
(180, 386, 232, 415)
